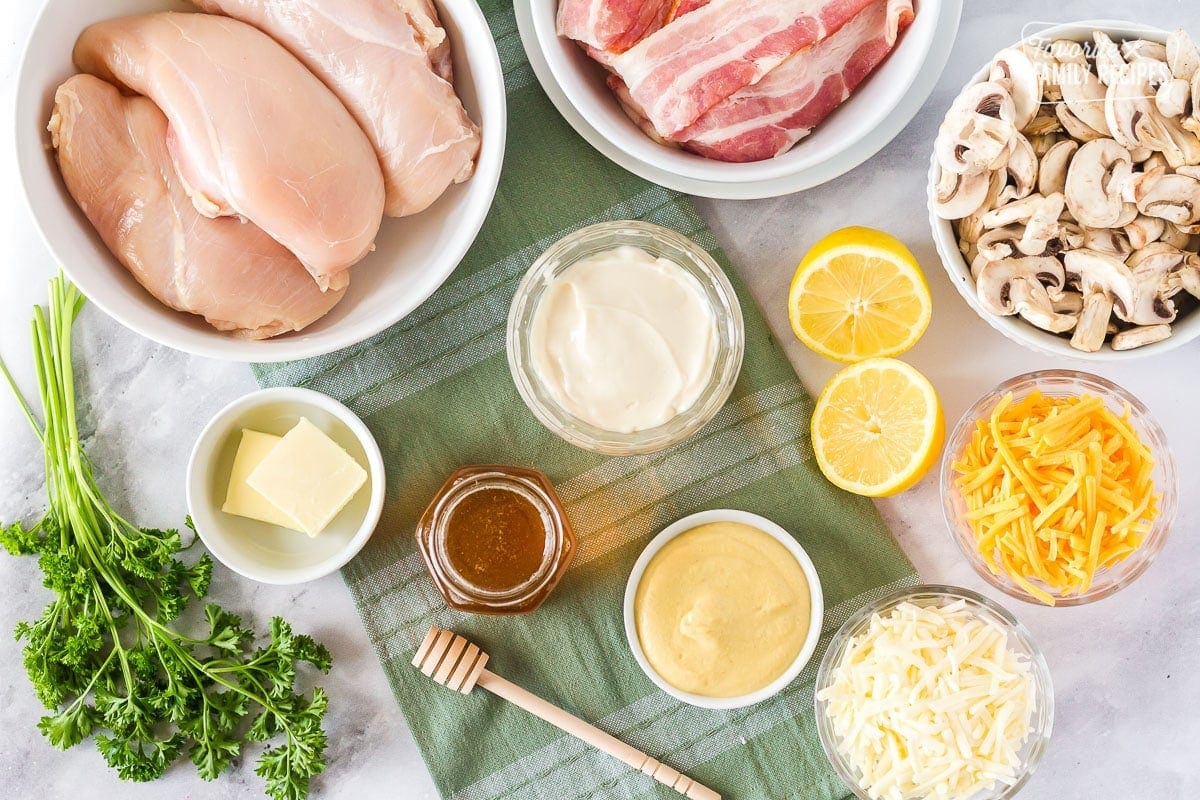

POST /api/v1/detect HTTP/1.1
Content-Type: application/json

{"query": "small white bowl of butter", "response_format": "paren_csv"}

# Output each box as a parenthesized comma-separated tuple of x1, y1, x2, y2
(507, 221, 744, 455)
(623, 509, 824, 709)
(187, 387, 385, 584)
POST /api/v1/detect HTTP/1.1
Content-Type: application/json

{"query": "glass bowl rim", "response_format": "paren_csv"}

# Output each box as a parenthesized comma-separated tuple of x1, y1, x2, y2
(505, 220, 745, 455)
(814, 583, 1055, 800)
(939, 369, 1178, 606)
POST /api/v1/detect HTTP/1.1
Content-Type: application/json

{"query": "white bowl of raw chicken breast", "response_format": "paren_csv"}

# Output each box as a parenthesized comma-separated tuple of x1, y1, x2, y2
(519, 0, 948, 197)
(14, 0, 505, 362)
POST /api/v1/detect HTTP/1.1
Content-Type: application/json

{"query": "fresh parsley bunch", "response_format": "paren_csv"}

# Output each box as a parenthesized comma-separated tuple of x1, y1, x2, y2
(0, 277, 332, 800)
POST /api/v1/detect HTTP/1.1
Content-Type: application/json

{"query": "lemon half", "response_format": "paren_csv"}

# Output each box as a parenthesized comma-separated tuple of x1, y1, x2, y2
(811, 358, 943, 497)
(789, 227, 932, 363)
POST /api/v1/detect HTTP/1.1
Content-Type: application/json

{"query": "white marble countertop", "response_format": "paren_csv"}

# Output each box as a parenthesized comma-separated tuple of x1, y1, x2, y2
(2, 1, 1197, 798)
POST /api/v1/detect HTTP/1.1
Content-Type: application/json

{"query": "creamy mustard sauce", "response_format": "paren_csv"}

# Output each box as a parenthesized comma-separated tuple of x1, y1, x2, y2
(634, 521, 811, 698)
(528, 245, 717, 433)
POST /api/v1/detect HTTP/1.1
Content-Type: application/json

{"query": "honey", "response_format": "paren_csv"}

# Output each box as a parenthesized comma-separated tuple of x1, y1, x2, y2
(416, 465, 575, 615)
(443, 488, 546, 593)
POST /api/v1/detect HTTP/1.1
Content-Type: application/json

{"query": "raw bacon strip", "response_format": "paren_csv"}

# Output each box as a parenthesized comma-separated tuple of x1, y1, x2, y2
(557, 0, 672, 53)
(677, 0, 914, 162)
(607, 73, 674, 144)
(611, 0, 876, 136)
(664, 0, 710, 23)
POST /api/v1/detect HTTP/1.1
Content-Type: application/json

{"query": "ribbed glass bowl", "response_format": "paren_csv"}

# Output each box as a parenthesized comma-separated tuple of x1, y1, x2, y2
(814, 585, 1054, 800)
(506, 220, 744, 455)
(940, 370, 1176, 606)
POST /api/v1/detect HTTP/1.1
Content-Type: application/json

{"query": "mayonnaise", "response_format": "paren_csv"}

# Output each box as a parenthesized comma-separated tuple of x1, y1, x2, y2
(528, 246, 718, 433)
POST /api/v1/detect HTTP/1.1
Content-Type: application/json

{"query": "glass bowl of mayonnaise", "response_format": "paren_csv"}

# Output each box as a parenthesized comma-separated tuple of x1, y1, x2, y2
(507, 221, 744, 455)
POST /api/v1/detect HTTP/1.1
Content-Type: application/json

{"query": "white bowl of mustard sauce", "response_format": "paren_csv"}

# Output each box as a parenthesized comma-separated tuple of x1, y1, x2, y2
(623, 509, 824, 709)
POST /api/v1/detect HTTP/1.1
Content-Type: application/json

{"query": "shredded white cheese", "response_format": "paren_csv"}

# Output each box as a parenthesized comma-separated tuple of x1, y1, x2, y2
(818, 600, 1036, 800)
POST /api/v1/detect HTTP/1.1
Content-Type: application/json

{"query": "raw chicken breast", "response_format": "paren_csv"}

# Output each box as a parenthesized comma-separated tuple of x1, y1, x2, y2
(49, 75, 346, 339)
(397, 0, 454, 81)
(192, 0, 481, 217)
(73, 12, 384, 289)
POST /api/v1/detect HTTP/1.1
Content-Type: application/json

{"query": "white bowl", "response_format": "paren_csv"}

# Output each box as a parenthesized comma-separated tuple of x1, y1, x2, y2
(927, 19, 1200, 361)
(186, 387, 385, 584)
(623, 509, 824, 709)
(519, 0, 953, 198)
(14, 0, 505, 363)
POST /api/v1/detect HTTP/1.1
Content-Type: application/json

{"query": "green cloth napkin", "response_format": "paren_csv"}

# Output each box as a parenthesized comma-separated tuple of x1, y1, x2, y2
(253, 3, 917, 797)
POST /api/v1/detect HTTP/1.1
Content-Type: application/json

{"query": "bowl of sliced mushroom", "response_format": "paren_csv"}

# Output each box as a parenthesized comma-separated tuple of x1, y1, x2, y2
(929, 20, 1200, 358)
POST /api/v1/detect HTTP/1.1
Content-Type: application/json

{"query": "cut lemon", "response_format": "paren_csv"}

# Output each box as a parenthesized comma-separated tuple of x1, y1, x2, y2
(811, 358, 943, 497)
(789, 227, 931, 363)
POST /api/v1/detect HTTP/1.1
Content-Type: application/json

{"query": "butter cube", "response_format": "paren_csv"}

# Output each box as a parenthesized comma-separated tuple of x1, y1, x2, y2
(222, 430, 304, 531)
(246, 417, 368, 537)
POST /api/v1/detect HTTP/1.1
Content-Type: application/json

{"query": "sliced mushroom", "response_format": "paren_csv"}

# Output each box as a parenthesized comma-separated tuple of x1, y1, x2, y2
(936, 81, 1018, 174)
(1064, 248, 1137, 351)
(933, 167, 994, 219)
(1112, 325, 1172, 350)
(1024, 114, 1063, 137)
(1030, 132, 1064, 157)
(1057, 101, 1105, 142)
(990, 47, 1042, 129)
(1129, 145, 1155, 162)
(977, 224, 1026, 261)
(981, 193, 1048, 228)
(997, 133, 1039, 203)
(1167, 28, 1200, 81)
(1018, 193, 1068, 255)
(1188, 70, 1200, 137)
(1122, 39, 1168, 63)
(1106, 56, 1200, 168)
(1125, 242, 1188, 325)
(1038, 139, 1078, 195)
(1052, 290, 1084, 315)
(1143, 152, 1170, 174)
(1065, 138, 1133, 226)
(1115, 201, 1140, 227)
(1156, 79, 1191, 118)
(1050, 39, 1088, 67)
(956, 170, 1007, 246)
(1161, 221, 1196, 249)
(1024, 43, 1063, 101)
(1175, 164, 1200, 180)
(1133, 172, 1200, 225)
(1081, 226, 1134, 258)
(1093, 31, 1128, 85)
(1059, 62, 1112, 136)
(976, 256, 1077, 332)
(1180, 254, 1200, 297)
(1125, 215, 1166, 249)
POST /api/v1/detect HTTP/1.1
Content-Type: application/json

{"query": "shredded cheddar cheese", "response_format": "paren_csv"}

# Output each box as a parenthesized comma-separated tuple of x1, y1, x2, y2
(952, 390, 1159, 605)
(818, 601, 1035, 800)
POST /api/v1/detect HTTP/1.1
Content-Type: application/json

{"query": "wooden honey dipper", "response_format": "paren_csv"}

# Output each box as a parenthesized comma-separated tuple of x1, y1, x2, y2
(413, 625, 720, 800)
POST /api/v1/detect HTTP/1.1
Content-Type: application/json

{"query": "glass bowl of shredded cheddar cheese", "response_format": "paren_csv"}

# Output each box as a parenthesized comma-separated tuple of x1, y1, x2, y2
(815, 585, 1053, 800)
(942, 371, 1176, 607)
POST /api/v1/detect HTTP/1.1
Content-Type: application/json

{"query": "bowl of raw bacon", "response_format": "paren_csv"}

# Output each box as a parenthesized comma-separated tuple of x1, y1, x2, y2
(525, 0, 945, 190)
(15, 0, 505, 362)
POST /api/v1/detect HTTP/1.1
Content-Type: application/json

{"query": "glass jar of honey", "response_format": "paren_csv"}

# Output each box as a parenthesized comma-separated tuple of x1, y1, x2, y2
(416, 465, 576, 615)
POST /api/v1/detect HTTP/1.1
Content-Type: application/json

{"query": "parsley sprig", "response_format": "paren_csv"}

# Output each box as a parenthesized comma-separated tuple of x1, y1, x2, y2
(0, 277, 332, 799)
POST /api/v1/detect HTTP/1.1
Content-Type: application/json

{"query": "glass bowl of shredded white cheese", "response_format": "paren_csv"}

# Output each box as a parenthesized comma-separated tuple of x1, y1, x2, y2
(814, 585, 1053, 800)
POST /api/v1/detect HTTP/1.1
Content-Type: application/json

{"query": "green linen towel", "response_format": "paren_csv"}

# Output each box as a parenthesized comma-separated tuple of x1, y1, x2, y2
(253, 3, 917, 797)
